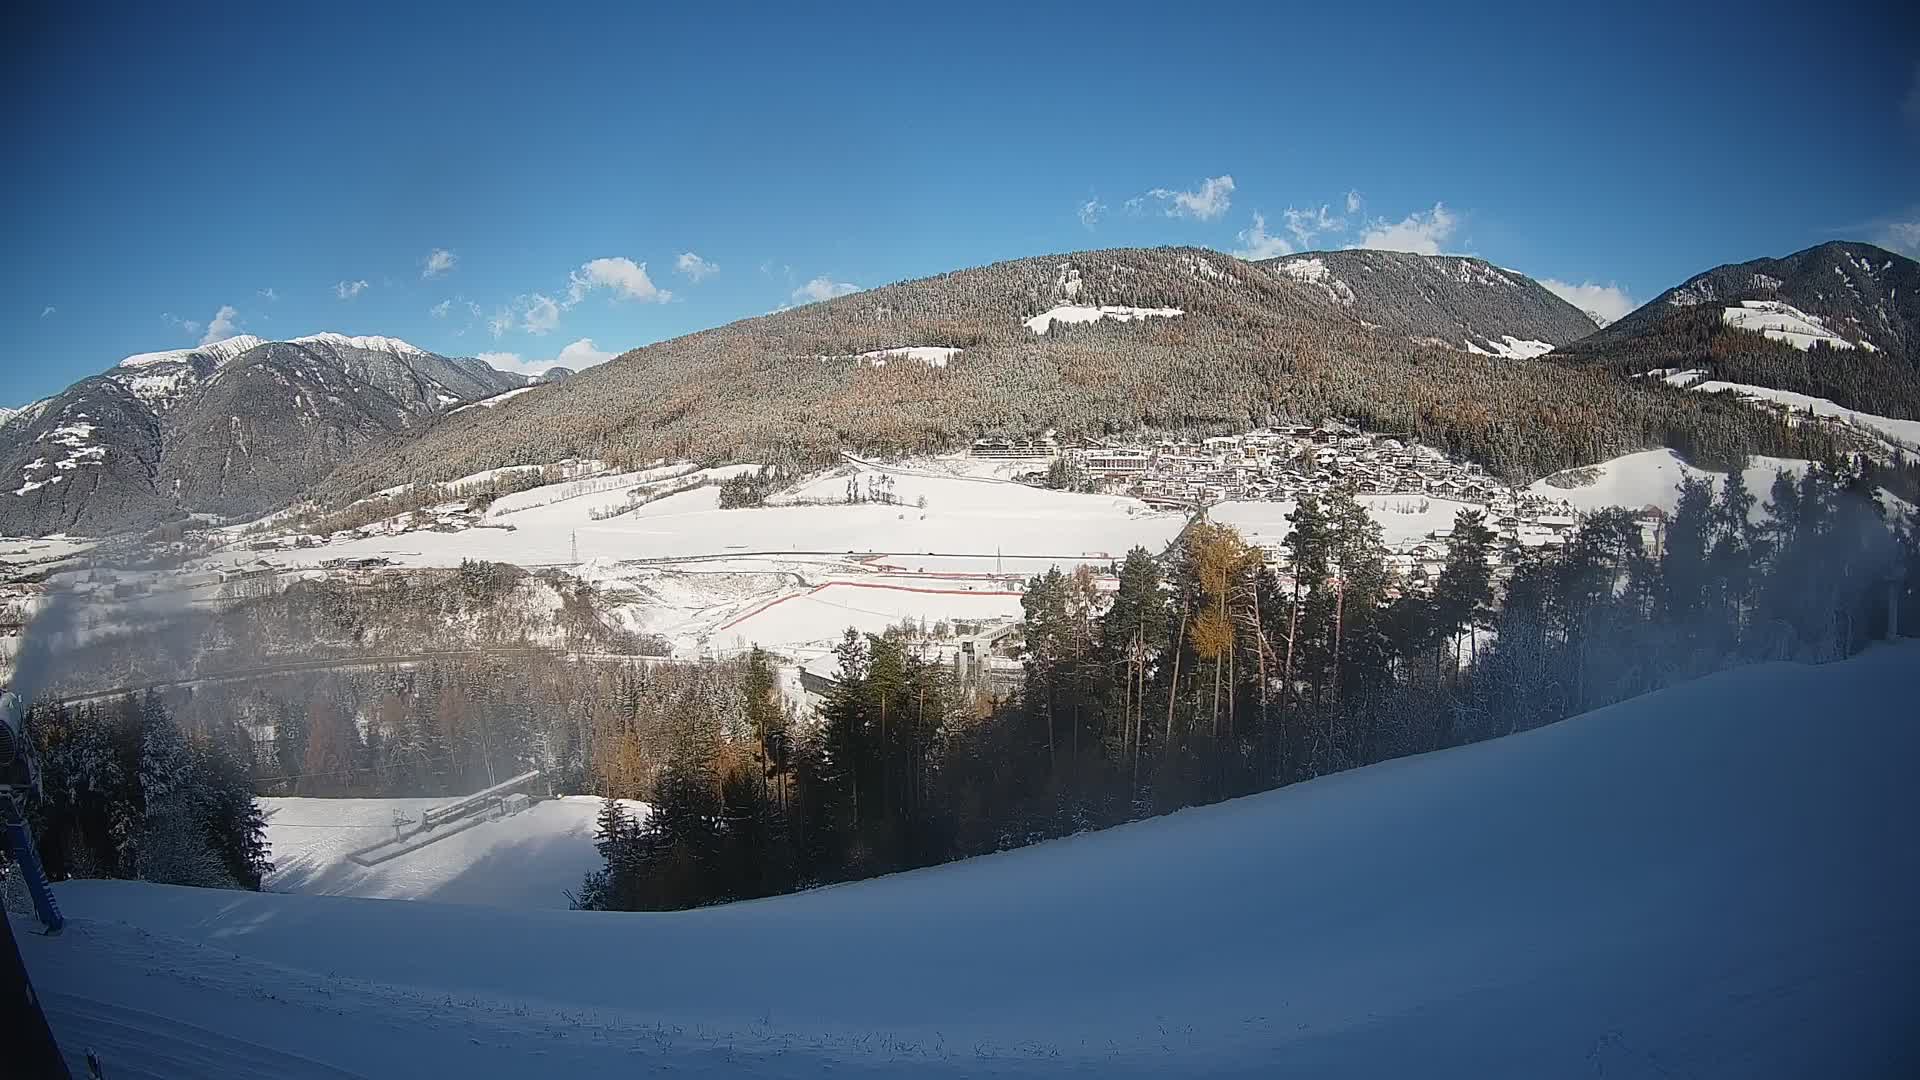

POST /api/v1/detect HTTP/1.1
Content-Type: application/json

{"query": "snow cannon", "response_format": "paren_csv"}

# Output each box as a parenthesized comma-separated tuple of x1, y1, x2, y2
(0, 691, 34, 798)
(0, 689, 61, 933)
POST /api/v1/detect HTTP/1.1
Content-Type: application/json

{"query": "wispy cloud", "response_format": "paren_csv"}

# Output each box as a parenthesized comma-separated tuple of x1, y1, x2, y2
(200, 304, 240, 345)
(1877, 220, 1920, 256)
(1282, 204, 1346, 249)
(430, 299, 452, 318)
(1540, 279, 1637, 325)
(522, 294, 562, 335)
(1078, 198, 1106, 229)
(335, 279, 370, 300)
(162, 312, 202, 337)
(422, 248, 458, 278)
(675, 252, 718, 282)
(1146, 174, 1235, 221)
(257, 287, 278, 301)
(487, 307, 513, 339)
(39, 305, 55, 318)
(567, 257, 671, 305)
(792, 276, 862, 304)
(1232, 213, 1292, 260)
(1356, 202, 1458, 255)
(1345, 190, 1364, 215)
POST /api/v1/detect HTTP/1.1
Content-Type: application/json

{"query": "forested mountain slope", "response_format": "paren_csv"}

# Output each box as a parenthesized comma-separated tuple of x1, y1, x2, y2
(1558, 242, 1920, 421)
(0, 336, 536, 535)
(1256, 248, 1600, 354)
(322, 247, 1830, 505)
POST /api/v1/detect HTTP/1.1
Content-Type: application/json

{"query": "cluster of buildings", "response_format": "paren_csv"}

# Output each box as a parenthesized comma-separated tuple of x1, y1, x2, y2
(973, 425, 1593, 584)
(1061, 425, 1511, 507)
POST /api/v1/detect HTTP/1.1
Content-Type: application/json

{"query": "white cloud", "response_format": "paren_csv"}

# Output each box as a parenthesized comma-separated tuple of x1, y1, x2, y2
(200, 304, 240, 346)
(556, 338, 616, 368)
(1345, 190, 1364, 215)
(487, 307, 513, 339)
(257, 287, 278, 301)
(675, 252, 718, 282)
(1540, 279, 1638, 325)
(423, 248, 458, 278)
(1878, 221, 1920, 256)
(1147, 174, 1235, 221)
(430, 299, 452, 318)
(1078, 198, 1106, 228)
(162, 312, 202, 337)
(1232, 213, 1293, 260)
(335, 279, 370, 300)
(476, 351, 528, 372)
(792, 276, 863, 303)
(567, 257, 671, 305)
(40, 305, 55, 318)
(477, 337, 617, 377)
(1282, 204, 1346, 249)
(1356, 202, 1459, 255)
(521, 293, 561, 335)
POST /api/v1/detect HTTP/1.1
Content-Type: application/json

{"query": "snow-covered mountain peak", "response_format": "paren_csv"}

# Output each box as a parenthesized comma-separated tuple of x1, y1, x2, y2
(118, 334, 268, 369)
(290, 332, 432, 358)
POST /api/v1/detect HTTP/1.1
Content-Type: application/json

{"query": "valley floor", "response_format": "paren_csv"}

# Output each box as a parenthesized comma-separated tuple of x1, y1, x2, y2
(19, 642, 1920, 1078)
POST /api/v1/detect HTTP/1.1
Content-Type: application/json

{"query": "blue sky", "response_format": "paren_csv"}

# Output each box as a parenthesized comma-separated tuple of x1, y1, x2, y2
(4, 1, 1916, 406)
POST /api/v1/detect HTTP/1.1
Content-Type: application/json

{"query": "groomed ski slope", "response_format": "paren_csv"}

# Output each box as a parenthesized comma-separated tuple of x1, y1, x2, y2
(261, 795, 644, 909)
(23, 642, 1920, 1077)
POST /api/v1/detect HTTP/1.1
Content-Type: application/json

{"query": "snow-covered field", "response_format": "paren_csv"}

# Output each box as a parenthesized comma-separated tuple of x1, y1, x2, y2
(1720, 300, 1866, 351)
(262, 795, 641, 910)
(1466, 334, 1554, 359)
(202, 460, 1185, 660)
(0, 534, 96, 574)
(1529, 449, 1818, 516)
(1212, 494, 1488, 551)
(24, 641, 1920, 1077)
(1022, 304, 1183, 335)
(1689, 380, 1920, 452)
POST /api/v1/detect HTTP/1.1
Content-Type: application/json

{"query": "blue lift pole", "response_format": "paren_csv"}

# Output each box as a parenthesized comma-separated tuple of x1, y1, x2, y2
(4, 796, 63, 934)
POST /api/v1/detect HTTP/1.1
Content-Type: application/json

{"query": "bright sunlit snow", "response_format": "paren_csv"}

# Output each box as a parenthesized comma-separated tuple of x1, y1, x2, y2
(1720, 300, 1858, 351)
(261, 795, 645, 909)
(1529, 449, 1818, 516)
(1689, 381, 1920, 452)
(1022, 305, 1183, 334)
(854, 346, 962, 368)
(1465, 335, 1555, 359)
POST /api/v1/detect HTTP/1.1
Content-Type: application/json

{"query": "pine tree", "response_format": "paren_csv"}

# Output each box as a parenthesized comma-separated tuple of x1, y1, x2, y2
(1432, 507, 1497, 675)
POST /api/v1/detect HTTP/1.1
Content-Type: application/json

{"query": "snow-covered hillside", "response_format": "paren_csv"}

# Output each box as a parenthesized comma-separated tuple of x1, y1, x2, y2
(1529, 449, 1816, 515)
(1688, 380, 1920, 452)
(24, 642, 1919, 1077)
(262, 795, 643, 909)
(1465, 333, 1554, 359)
(1720, 300, 1867, 351)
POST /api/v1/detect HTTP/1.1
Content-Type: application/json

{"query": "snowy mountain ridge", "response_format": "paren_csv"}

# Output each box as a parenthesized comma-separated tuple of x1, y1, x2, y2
(1, 333, 536, 535)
